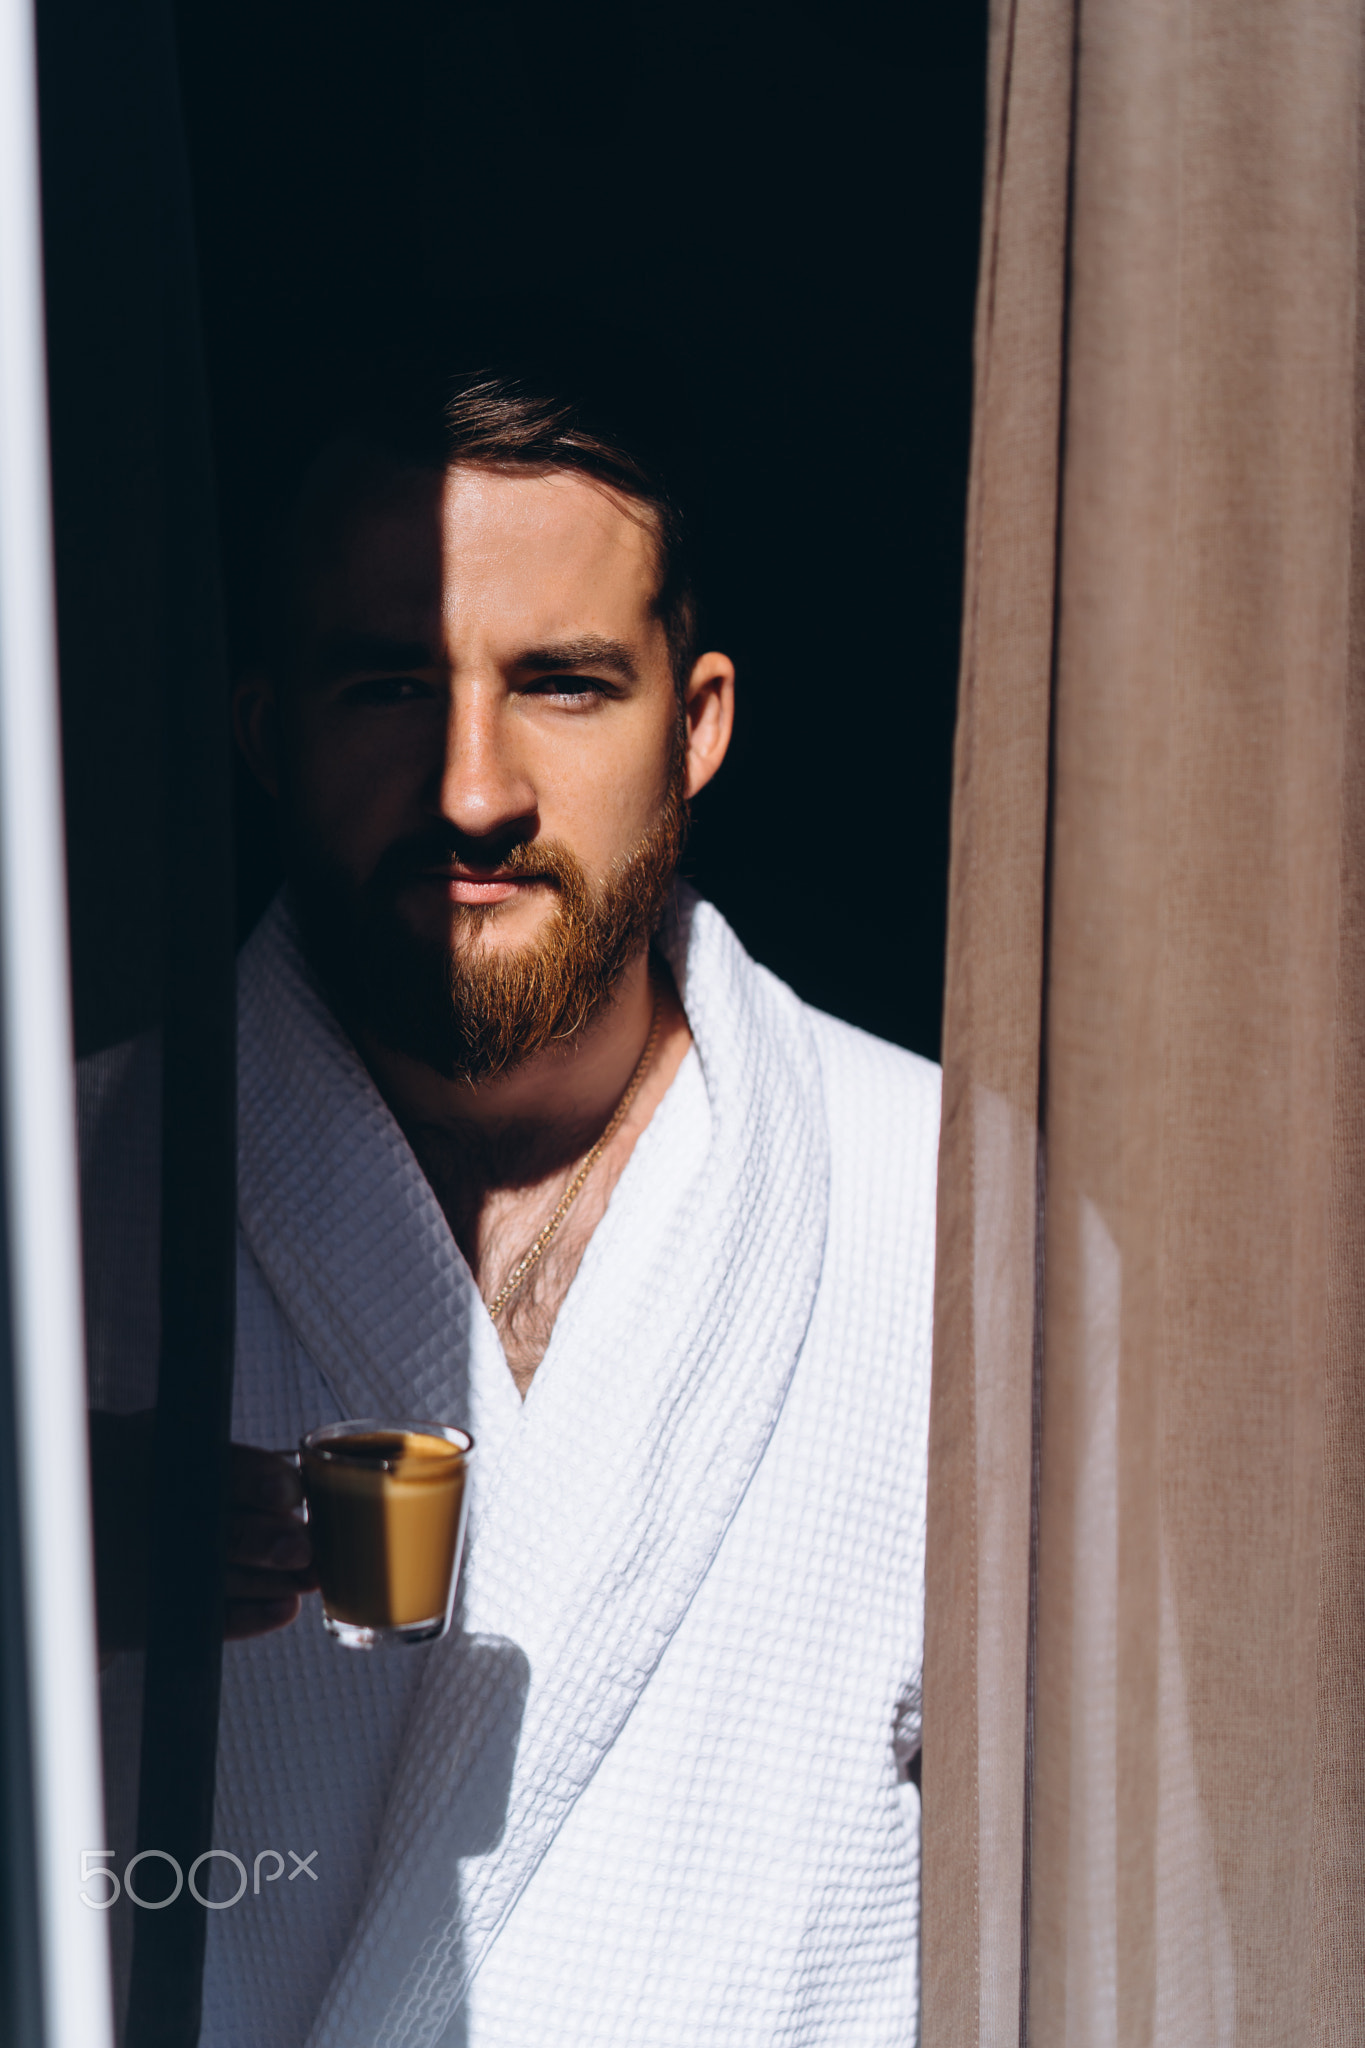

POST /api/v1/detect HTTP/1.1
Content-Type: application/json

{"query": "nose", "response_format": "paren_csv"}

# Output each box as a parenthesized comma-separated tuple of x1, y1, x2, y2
(432, 678, 537, 849)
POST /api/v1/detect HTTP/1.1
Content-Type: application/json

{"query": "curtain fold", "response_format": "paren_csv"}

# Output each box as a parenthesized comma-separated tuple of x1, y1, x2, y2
(922, 0, 1068, 2036)
(923, 2, 1365, 2042)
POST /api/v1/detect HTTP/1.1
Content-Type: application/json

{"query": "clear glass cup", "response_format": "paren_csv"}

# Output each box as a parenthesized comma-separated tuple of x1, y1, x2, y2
(298, 1419, 473, 1648)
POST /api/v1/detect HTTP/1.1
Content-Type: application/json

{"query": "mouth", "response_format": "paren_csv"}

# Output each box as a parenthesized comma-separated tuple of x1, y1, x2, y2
(410, 865, 556, 908)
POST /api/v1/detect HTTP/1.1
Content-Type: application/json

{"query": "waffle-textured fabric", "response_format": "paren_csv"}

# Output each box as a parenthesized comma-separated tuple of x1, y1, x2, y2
(87, 887, 938, 2047)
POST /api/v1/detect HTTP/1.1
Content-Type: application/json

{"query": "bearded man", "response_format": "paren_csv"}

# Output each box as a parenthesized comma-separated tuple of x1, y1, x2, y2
(83, 363, 939, 2046)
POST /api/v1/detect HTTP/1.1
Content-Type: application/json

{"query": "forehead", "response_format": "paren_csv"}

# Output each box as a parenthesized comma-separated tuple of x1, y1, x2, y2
(304, 463, 663, 648)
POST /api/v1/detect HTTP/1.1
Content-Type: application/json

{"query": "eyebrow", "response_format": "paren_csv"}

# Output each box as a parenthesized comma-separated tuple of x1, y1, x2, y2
(311, 631, 437, 682)
(309, 629, 641, 687)
(513, 636, 639, 684)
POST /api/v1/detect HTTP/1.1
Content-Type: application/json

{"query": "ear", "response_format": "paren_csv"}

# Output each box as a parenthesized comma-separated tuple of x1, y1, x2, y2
(682, 651, 735, 800)
(234, 670, 280, 798)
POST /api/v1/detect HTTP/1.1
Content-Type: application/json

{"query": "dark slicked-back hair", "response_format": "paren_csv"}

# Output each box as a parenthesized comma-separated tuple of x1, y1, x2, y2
(264, 342, 702, 692)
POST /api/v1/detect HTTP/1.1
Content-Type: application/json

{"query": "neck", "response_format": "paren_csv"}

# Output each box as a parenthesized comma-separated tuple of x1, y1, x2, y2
(357, 948, 660, 1192)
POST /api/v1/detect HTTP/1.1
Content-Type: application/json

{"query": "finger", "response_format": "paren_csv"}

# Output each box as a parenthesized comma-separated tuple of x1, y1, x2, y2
(226, 1510, 312, 1572)
(225, 1564, 319, 1603)
(225, 1594, 301, 1642)
(228, 1443, 303, 1514)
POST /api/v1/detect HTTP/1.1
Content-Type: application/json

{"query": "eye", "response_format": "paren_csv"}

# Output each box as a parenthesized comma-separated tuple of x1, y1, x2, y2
(521, 675, 614, 706)
(341, 675, 437, 707)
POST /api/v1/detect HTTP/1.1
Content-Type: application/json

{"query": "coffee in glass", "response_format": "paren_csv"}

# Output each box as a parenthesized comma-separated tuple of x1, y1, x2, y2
(299, 1420, 473, 1647)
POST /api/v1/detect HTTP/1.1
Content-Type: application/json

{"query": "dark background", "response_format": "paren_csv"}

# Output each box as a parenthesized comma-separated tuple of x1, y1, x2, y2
(40, 1, 985, 1058)
(170, 0, 985, 1061)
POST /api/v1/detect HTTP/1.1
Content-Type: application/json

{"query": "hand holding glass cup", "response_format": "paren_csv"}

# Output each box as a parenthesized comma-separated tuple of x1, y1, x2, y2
(298, 1420, 474, 1648)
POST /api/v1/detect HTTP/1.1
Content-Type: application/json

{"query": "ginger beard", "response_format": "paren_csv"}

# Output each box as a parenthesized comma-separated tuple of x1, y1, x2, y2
(290, 743, 688, 1083)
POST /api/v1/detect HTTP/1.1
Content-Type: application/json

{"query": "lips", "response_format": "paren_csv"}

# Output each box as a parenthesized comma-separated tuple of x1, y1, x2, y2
(411, 867, 556, 907)
(447, 876, 527, 904)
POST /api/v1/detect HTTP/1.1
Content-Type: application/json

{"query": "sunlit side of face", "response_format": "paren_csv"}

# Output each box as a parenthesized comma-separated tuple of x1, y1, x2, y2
(246, 463, 731, 963)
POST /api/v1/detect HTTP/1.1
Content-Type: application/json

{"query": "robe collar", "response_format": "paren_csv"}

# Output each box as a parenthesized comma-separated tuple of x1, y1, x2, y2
(236, 895, 520, 1469)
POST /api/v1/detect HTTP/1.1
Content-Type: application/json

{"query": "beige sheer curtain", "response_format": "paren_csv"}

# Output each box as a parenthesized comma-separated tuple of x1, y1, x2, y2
(922, 0, 1365, 2042)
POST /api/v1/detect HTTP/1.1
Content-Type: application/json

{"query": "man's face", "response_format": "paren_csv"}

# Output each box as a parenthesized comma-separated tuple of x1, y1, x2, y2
(241, 462, 732, 1077)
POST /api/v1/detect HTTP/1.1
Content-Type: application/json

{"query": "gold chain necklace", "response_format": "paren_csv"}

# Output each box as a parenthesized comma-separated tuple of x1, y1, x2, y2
(485, 995, 662, 1325)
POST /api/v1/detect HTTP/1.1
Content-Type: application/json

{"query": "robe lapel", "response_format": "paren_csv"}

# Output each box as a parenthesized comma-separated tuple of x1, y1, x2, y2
(236, 899, 521, 1475)
(297, 892, 832, 2048)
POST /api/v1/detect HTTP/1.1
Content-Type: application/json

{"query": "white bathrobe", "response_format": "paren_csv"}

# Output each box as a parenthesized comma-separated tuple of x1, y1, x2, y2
(85, 887, 938, 2048)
